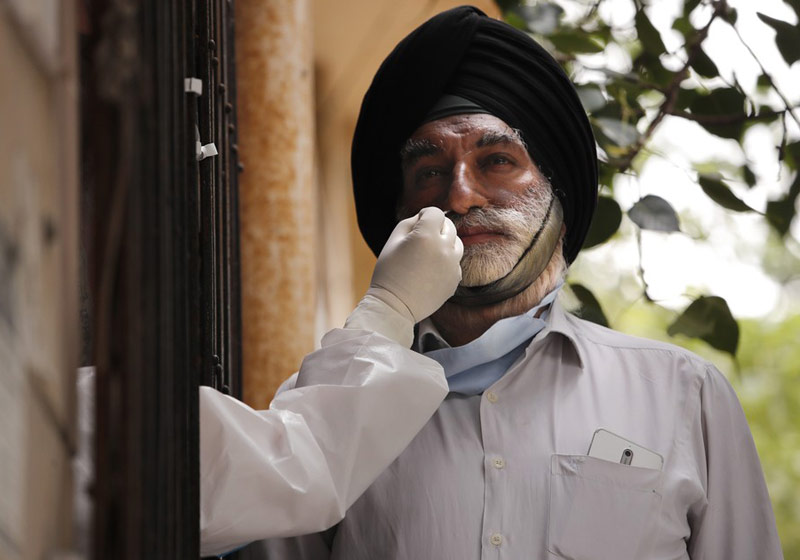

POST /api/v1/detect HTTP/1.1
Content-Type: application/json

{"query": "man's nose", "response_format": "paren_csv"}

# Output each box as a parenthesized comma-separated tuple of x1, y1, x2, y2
(443, 162, 488, 215)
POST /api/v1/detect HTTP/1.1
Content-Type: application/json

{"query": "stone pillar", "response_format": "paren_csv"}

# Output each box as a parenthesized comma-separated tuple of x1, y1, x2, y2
(235, 0, 316, 408)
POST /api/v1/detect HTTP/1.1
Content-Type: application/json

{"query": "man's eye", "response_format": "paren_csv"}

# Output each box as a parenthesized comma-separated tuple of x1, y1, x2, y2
(487, 154, 511, 166)
(417, 167, 445, 181)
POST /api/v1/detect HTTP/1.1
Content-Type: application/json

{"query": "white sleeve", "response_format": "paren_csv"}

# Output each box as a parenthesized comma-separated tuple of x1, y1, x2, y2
(199, 328, 447, 557)
(686, 365, 783, 559)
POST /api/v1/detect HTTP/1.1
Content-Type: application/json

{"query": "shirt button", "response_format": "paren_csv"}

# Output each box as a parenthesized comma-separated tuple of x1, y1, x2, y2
(493, 457, 505, 469)
(486, 391, 498, 403)
(490, 533, 503, 546)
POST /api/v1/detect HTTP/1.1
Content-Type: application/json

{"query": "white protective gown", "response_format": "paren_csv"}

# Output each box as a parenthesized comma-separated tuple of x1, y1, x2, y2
(199, 326, 448, 556)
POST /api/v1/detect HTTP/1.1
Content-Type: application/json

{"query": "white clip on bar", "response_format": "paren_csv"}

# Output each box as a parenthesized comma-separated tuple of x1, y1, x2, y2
(184, 78, 203, 96)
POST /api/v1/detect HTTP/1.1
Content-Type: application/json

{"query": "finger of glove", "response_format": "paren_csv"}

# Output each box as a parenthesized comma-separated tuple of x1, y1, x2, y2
(412, 207, 447, 234)
(440, 216, 458, 241)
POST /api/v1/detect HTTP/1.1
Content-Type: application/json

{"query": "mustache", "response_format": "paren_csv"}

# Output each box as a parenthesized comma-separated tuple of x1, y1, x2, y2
(446, 206, 521, 232)
(445, 186, 549, 242)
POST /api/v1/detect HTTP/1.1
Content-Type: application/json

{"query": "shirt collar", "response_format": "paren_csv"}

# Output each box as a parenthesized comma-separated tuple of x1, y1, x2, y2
(539, 297, 585, 369)
(414, 294, 585, 369)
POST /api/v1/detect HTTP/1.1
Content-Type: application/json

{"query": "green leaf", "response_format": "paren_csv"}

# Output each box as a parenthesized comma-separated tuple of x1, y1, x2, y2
(723, 6, 738, 25)
(689, 87, 746, 115)
(635, 9, 666, 54)
(688, 88, 747, 140)
(593, 100, 623, 121)
(594, 117, 641, 147)
(569, 284, 609, 327)
(672, 16, 694, 37)
(512, 3, 564, 35)
(605, 82, 646, 114)
(549, 31, 604, 54)
(591, 123, 621, 158)
(503, 10, 528, 31)
(584, 196, 623, 248)
(757, 13, 800, 65)
(597, 161, 617, 189)
(634, 51, 675, 88)
(576, 85, 606, 113)
(766, 173, 800, 235)
(674, 87, 698, 110)
(668, 296, 740, 355)
(693, 87, 746, 115)
(784, 141, 800, 170)
(698, 175, 756, 212)
(683, 0, 702, 17)
(689, 46, 720, 78)
(756, 73, 773, 89)
(787, 0, 800, 20)
(766, 197, 796, 236)
(494, 0, 517, 11)
(628, 195, 681, 232)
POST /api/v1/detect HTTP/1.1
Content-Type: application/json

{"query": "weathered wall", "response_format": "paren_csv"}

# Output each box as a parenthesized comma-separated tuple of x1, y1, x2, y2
(236, 0, 317, 408)
(0, 1, 79, 558)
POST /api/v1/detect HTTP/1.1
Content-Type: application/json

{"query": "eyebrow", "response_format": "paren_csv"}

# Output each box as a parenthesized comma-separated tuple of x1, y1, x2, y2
(400, 138, 442, 167)
(476, 129, 527, 149)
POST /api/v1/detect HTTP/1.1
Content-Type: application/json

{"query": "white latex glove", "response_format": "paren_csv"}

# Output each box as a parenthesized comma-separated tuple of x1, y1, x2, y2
(370, 206, 463, 321)
(345, 207, 463, 347)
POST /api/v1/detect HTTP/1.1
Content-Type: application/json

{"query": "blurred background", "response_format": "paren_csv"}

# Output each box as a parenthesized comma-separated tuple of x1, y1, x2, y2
(1, 0, 797, 558)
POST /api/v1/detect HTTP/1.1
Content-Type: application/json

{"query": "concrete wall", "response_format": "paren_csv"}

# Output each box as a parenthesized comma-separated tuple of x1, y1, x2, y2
(0, 1, 79, 558)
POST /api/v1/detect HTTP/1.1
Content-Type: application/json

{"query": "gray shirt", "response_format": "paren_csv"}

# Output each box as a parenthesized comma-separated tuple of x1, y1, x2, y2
(264, 300, 782, 559)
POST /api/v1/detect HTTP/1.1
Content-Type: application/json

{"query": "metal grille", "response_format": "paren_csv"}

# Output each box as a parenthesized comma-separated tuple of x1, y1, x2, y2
(84, 0, 242, 557)
(195, 0, 243, 398)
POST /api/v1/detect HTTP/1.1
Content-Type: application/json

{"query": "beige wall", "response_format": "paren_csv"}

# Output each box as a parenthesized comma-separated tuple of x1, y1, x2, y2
(0, 1, 79, 559)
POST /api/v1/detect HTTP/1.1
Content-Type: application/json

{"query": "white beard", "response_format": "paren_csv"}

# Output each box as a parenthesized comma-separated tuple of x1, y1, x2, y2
(450, 185, 553, 287)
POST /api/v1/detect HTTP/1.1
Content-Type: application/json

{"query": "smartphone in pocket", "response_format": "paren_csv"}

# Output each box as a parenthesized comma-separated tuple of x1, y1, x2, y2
(587, 428, 663, 470)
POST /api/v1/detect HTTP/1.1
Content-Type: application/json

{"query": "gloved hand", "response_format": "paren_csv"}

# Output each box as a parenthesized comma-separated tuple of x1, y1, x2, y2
(369, 207, 463, 322)
(344, 207, 463, 346)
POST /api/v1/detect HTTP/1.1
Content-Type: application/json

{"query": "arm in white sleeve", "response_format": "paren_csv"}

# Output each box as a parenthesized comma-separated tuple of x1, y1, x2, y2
(200, 207, 461, 556)
(687, 365, 782, 559)
(199, 328, 448, 557)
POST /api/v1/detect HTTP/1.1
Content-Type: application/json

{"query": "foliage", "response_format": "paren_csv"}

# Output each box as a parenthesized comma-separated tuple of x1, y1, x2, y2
(495, 0, 800, 357)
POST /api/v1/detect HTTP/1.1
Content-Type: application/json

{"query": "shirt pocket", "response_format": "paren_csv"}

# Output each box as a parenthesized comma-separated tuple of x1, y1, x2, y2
(547, 454, 663, 560)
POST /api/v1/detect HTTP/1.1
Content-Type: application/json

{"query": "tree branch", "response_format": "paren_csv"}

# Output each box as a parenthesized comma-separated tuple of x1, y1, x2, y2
(727, 20, 800, 130)
(614, 0, 728, 173)
(667, 107, 788, 125)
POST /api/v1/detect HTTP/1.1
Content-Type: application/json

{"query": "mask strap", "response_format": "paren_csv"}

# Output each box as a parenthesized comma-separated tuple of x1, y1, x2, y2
(449, 194, 564, 307)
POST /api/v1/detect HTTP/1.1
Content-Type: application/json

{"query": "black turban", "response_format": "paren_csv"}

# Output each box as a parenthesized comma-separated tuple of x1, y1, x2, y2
(351, 5, 598, 264)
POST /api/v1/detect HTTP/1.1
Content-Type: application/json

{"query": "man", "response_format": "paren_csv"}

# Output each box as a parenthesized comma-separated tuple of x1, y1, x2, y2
(264, 6, 782, 559)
